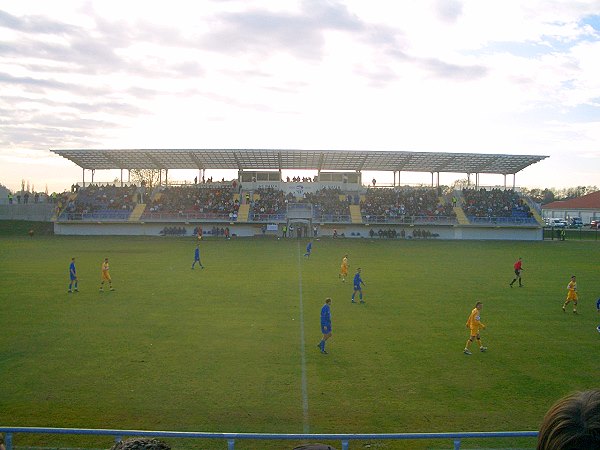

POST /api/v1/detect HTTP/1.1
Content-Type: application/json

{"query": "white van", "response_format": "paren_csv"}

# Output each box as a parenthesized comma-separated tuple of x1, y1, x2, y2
(546, 218, 566, 227)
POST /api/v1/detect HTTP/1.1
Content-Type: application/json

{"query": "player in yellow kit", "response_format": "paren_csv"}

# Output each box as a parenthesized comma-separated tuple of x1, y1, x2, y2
(99, 257, 115, 292)
(562, 275, 578, 313)
(464, 301, 487, 355)
(339, 254, 349, 282)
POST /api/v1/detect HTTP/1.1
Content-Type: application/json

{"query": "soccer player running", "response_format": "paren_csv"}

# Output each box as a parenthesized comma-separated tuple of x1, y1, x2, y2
(339, 254, 349, 282)
(351, 268, 366, 303)
(68, 257, 78, 293)
(99, 258, 115, 292)
(191, 244, 204, 269)
(464, 301, 487, 355)
(509, 257, 524, 287)
(317, 297, 332, 354)
(304, 241, 312, 258)
(562, 275, 578, 313)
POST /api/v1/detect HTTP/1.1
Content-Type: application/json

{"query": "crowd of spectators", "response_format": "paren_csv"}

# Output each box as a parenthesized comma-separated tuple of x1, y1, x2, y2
(303, 187, 351, 219)
(144, 185, 239, 219)
(361, 187, 455, 222)
(60, 185, 138, 218)
(462, 188, 532, 219)
(249, 187, 292, 219)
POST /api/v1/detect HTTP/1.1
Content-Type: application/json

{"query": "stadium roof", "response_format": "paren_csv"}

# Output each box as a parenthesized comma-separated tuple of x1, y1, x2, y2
(51, 148, 548, 175)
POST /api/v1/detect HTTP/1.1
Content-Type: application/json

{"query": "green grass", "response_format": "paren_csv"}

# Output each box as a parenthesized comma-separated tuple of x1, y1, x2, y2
(0, 220, 53, 236)
(1, 235, 599, 450)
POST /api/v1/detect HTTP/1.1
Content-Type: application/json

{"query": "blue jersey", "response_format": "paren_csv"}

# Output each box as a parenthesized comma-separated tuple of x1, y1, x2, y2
(69, 262, 76, 280)
(321, 303, 331, 327)
(306, 242, 312, 252)
(353, 272, 363, 288)
(194, 248, 200, 260)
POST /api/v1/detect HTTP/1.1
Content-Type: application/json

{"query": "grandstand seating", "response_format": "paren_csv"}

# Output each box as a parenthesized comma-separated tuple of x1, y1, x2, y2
(142, 185, 239, 221)
(52, 183, 542, 232)
(58, 185, 138, 221)
(305, 187, 351, 222)
(248, 187, 290, 222)
(360, 187, 456, 224)
(461, 188, 537, 224)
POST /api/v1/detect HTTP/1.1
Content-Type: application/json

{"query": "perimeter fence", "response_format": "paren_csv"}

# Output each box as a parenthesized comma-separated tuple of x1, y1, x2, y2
(0, 427, 539, 450)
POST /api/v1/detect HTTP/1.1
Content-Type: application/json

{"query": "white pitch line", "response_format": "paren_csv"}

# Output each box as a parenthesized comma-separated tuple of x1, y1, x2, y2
(297, 240, 310, 433)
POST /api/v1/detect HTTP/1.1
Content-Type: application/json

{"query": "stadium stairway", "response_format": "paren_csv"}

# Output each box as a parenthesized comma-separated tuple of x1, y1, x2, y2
(129, 203, 146, 221)
(453, 206, 470, 225)
(51, 192, 78, 221)
(523, 197, 545, 226)
(236, 204, 250, 223)
(349, 204, 363, 224)
(449, 190, 470, 225)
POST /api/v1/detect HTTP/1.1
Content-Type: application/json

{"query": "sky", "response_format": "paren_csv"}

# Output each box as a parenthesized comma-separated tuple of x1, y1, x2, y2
(1, 0, 599, 193)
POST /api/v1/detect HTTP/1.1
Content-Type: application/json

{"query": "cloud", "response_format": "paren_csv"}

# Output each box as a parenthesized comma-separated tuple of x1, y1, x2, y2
(434, 0, 463, 23)
(200, 0, 363, 58)
(418, 57, 488, 80)
(0, 9, 76, 34)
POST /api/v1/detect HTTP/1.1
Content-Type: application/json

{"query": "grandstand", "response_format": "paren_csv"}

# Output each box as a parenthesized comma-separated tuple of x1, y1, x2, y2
(43, 149, 548, 239)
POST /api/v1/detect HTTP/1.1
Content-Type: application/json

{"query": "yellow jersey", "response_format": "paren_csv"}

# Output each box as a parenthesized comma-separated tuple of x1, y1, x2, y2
(466, 308, 485, 330)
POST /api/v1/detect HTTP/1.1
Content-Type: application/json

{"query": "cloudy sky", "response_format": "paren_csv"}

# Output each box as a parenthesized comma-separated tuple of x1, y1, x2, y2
(1, 0, 599, 192)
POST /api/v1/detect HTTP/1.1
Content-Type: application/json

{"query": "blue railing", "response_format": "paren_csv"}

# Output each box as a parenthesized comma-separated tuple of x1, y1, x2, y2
(0, 427, 538, 450)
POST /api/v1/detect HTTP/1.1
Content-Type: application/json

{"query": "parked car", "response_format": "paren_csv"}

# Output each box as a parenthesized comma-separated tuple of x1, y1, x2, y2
(589, 220, 600, 229)
(569, 217, 583, 228)
(546, 218, 566, 227)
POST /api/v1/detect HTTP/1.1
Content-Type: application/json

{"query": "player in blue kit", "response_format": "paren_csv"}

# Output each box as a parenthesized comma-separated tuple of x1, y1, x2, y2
(304, 241, 312, 258)
(68, 257, 78, 293)
(191, 245, 204, 269)
(317, 297, 332, 354)
(351, 268, 365, 303)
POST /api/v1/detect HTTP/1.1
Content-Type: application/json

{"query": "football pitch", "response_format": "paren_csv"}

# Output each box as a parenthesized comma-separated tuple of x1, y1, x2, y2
(1, 234, 598, 450)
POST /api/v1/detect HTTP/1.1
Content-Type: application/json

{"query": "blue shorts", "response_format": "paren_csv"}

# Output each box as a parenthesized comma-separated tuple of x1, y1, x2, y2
(70, 274, 77, 280)
(321, 324, 332, 334)
(354, 285, 361, 291)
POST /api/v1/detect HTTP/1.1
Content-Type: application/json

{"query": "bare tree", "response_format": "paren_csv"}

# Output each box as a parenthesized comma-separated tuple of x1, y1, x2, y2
(130, 169, 161, 189)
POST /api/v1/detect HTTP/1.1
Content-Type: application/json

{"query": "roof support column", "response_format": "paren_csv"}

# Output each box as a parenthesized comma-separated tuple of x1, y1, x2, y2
(82, 168, 85, 188)
(120, 169, 123, 187)
(91, 169, 95, 184)
(165, 168, 168, 186)
(431, 172, 434, 187)
(513, 174, 516, 190)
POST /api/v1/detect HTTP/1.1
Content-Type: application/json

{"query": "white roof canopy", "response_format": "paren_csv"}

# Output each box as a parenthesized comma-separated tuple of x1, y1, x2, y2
(51, 148, 548, 175)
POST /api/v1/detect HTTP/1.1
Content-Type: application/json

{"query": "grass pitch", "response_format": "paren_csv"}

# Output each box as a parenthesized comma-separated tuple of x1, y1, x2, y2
(0, 234, 599, 449)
